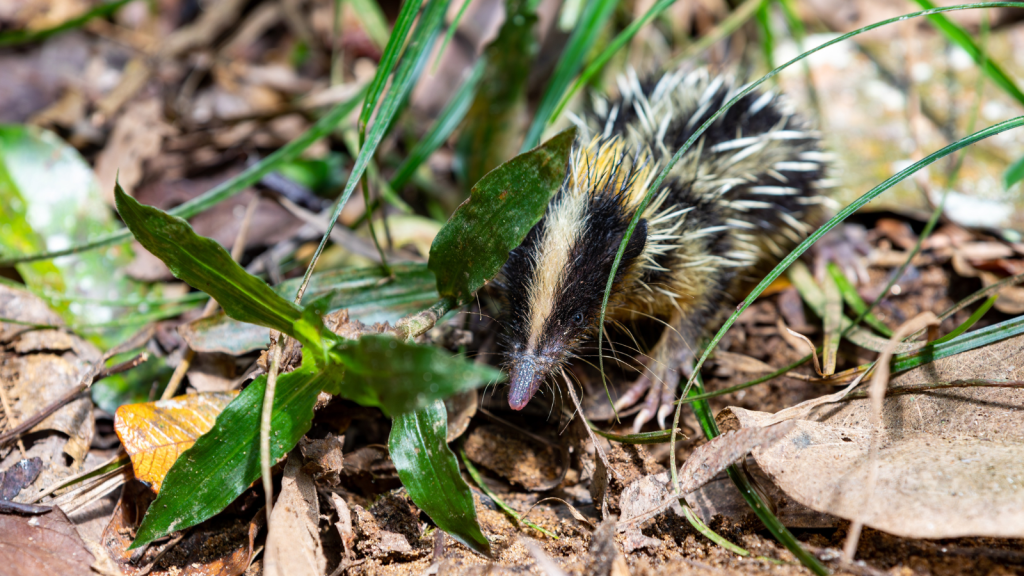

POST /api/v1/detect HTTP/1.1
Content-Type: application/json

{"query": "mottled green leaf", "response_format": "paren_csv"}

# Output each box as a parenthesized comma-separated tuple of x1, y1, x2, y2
(332, 335, 503, 416)
(390, 401, 491, 556)
(431, 128, 575, 304)
(114, 184, 302, 338)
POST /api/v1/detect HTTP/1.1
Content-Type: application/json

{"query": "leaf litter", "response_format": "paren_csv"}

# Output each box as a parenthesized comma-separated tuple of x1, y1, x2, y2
(2, 0, 1024, 575)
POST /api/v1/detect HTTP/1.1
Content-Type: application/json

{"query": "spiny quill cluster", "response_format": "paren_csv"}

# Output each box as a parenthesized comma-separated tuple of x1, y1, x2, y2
(499, 68, 837, 416)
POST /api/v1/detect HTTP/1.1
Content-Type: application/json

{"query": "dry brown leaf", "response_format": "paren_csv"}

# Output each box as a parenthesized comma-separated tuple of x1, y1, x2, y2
(114, 392, 237, 492)
(0, 507, 94, 575)
(94, 98, 175, 203)
(264, 453, 326, 576)
(724, 333, 1024, 539)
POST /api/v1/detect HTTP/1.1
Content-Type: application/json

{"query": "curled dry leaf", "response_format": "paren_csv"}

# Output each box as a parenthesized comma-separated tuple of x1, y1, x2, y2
(114, 392, 238, 492)
(723, 333, 1024, 539)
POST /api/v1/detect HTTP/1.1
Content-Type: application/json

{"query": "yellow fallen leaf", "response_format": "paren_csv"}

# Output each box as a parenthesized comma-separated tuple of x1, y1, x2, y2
(114, 392, 238, 492)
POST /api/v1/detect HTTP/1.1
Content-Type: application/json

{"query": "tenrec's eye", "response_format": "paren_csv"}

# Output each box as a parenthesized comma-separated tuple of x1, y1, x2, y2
(573, 312, 584, 325)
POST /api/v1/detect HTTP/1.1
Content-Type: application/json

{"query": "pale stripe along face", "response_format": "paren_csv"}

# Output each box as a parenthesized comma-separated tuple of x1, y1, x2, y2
(501, 137, 651, 410)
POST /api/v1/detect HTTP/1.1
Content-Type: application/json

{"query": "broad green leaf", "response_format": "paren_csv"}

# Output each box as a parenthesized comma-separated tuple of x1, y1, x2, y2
(331, 334, 504, 416)
(520, 0, 617, 151)
(431, 128, 575, 304)
(132, 350, 330, 548)
(180, 263, 439, 356)
(0, 86, 365, 267)
(390, 401, 491, 556)
(1005, 154, 1024, 189)
(0, 125, 148, 344)
(457, 0, 538, 188)
(114, 184, 302, 338)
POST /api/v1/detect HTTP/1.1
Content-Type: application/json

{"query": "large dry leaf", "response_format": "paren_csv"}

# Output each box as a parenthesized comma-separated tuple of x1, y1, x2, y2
(114, 392, 238, 492)
(721, 333, 1024, 539)
(264, 453, 326, 576)
(0, 507, 94, 576)
(0, 285, 99, 465)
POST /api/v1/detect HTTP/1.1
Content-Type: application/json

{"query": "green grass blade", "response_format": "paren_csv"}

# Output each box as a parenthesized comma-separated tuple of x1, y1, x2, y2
(821, 269, 842, 375)
(391, 401, 492, 556)
(348, 0, 391, 50)
(551, 0, 679, 122)
(460, 448, 557, 538)
(756, 1, 775, 73)
(685, 375, 827, 574)
(891, 312, 1024, 373)
(912, 0, 1024, 107)
(358, 0, 423, 136)
(391, 57, 487, 190)
(932, 295, 998, 345)
(588, 421, 684, 445)
(297, 0, 450, 300)
(827, 263, 892, 337)
(1005, 154, 1024, 189)
(519, 0, 617, 152)
(0, 87, 366, 267)
(0, 0, 131, 47)
(457, 0, 538, 187)
(434, 0, 474, 71)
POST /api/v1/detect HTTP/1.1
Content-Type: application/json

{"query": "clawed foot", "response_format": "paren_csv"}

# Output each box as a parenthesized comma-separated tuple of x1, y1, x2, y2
(613, 333, 694, 432)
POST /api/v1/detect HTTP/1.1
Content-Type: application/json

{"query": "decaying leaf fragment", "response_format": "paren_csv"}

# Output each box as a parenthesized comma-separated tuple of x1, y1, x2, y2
(114, 392, 238, 492)
(722, 333, 1024, 539)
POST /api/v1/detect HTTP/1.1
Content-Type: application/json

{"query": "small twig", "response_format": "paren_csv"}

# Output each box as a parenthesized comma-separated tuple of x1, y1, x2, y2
(260, 335, 284, 527)
(561, 368, 616, 479)
(0, 500, 52, 515)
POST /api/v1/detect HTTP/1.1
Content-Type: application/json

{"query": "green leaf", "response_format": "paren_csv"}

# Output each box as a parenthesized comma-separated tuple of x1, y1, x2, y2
(589, 424, 684, 445)
(431, 128, 575, 304)
(520, 0, 617, 151)
(0, 125, 148, 344)
(114, 184, 302, 337)
(180, 263, 439, 356)
(912, 0, 1024, 107)
(331, 335, 503, 416)
(932, 294, 997, 345)
(457, 0, 538, 187)
(1005, 154, 1024, 189)
(132, 350, 330, 548)
(390, 401, 491, 556)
